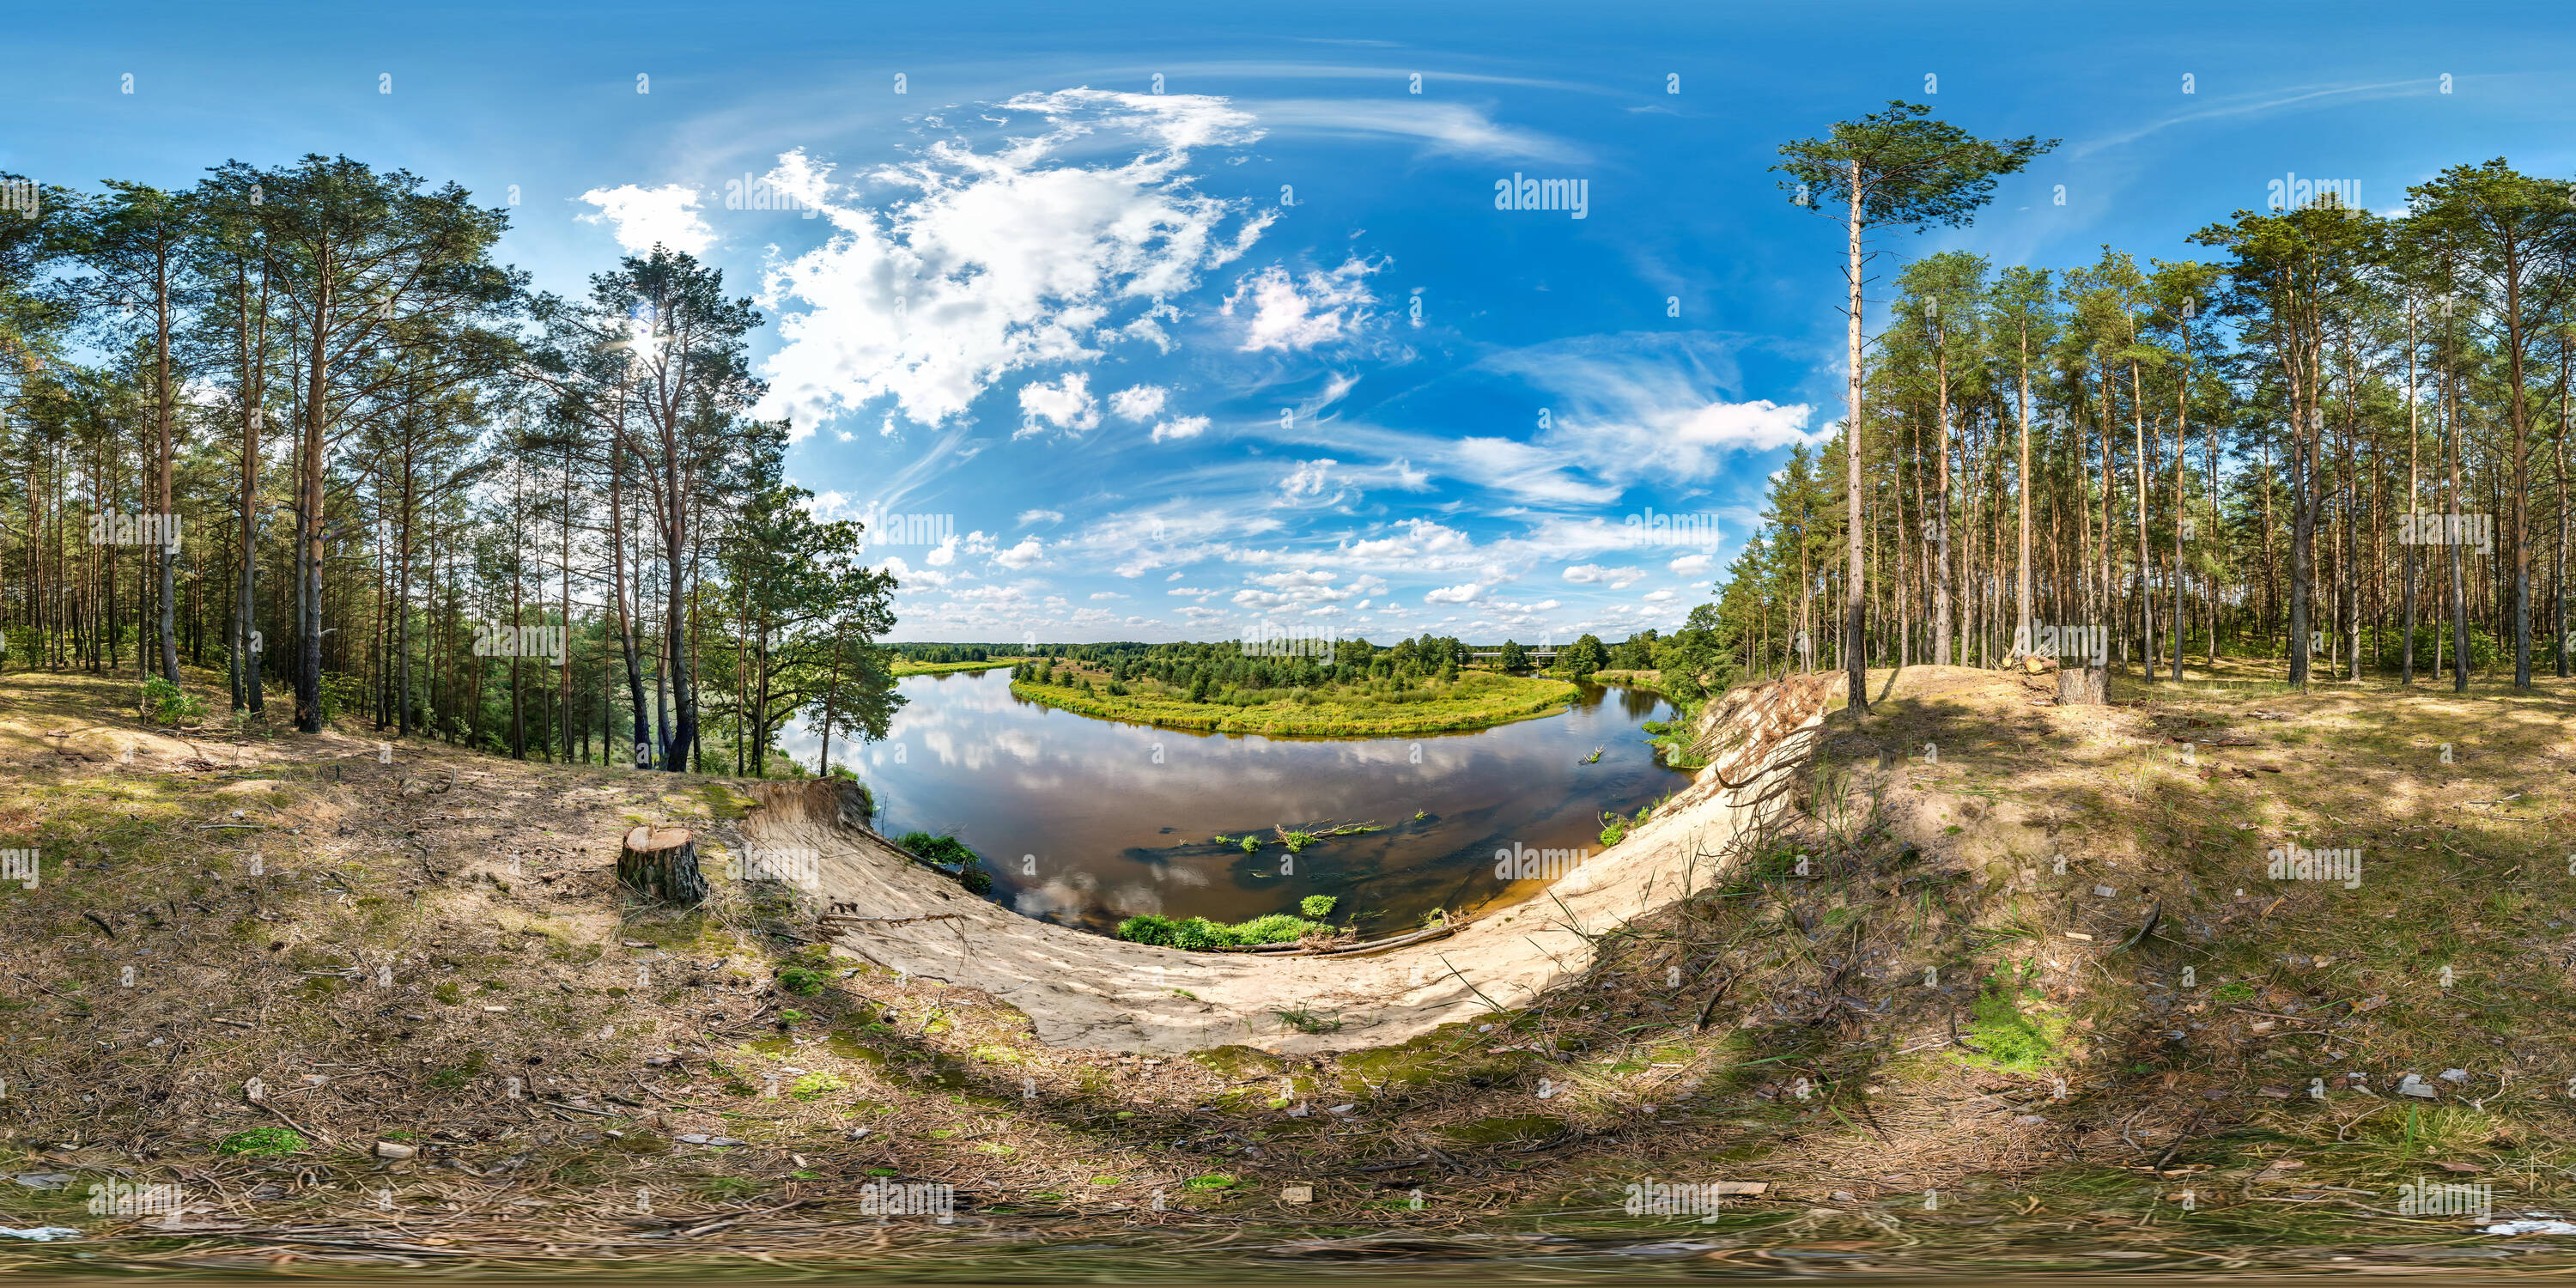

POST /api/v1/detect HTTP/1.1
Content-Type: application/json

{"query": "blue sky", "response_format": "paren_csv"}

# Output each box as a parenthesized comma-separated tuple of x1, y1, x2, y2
(9, 1, 2572, 642)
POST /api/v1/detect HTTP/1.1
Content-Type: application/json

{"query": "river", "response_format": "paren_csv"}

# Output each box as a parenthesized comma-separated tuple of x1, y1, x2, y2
(820, 668, 1693, 939)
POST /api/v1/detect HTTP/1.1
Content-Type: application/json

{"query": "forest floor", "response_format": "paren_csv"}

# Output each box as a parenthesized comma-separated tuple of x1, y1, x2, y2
(1006, 662, 1578, 736)
(3, 658, 2576, 1279)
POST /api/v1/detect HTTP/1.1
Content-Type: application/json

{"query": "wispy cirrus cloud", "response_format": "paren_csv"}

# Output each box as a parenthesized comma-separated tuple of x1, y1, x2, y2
(2069, 80, 2433, 159)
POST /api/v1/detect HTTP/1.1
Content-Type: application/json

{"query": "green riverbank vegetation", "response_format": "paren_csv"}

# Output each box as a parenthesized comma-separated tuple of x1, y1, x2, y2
(888, 645, 1032, 677)
(1004, 637, 1582, 735)
(1115, 908, 1347, 950)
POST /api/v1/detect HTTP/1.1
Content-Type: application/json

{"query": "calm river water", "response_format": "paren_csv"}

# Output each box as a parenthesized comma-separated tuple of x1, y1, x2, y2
(831, 669, 1693, 937)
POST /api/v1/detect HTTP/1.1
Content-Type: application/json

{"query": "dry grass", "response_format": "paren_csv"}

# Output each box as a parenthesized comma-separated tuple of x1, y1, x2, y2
(5, 659, 2576, 1275)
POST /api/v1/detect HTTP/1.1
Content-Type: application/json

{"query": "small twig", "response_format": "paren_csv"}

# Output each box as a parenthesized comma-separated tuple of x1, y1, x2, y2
(2154, 1108, 2208, 1172)
(251, 1097, 334, 1147)
(1692, 972, 1736, 1033)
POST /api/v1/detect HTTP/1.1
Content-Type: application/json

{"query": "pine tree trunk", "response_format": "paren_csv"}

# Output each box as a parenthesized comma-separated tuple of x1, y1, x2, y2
(2057, 665, 2106, 706)
(1842, 165, 1869, 714)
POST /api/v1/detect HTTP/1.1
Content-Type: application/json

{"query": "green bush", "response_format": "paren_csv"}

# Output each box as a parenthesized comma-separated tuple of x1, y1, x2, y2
(897, 831, 992, 895)
(1115, 911, 1334, 949)
(142, 676, 205, 726)
(1168, 917, 1233, 951)
(1598, 812, 1629, 847)
(1115, 914, 1179, 945)
(317, 671, 366, 722)
(1226, 913, 1323, 944)
(1298, 895, 1338, 918)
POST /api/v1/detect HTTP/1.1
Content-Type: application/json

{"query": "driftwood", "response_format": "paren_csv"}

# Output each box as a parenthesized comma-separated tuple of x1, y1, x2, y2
(617, 826, 708, 905)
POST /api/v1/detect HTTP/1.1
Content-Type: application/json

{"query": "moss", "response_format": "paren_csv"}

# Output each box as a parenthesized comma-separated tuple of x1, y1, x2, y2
(216, 1127, 306, 1156)
(1958, 963, 2066, 1075)
(696, 781, 753, 820)
(788, 1072, 847, 1101)
(426, 1049, 492, 1090)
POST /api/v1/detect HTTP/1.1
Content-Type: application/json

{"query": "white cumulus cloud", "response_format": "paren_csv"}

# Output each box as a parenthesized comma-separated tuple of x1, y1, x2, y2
(1109, 384, 1170, 421)
(1016, 372, 1100, 439)
(752, 91, 1273, 438)
(575, 184, 714, 256)
(1223, 257, 1378, 352)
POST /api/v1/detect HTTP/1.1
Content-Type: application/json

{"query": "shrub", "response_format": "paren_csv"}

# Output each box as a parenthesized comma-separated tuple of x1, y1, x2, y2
(1598, 813, 1629, 847)
(1167, 917, 1233, 951)
(1227, 913, 1331, 944)
(1299, 895, 1338, 919)
(1115, 911, 1332, 949)
(897, 831, 991, 894)
(1115, 914, 1180, 946)
(142, 676, 205, 726)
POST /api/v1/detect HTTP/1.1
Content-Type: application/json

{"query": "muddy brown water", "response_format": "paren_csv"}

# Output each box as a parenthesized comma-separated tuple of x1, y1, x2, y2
(828, 670, 1692, 937)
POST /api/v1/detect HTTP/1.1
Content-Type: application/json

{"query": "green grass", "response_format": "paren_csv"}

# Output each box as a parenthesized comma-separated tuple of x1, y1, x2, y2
(1958, 963, 2068, 1076)
(1009, 668, 1579, 736)
(890, 655, 1031, 677)
(216, 1127, 306, 1156)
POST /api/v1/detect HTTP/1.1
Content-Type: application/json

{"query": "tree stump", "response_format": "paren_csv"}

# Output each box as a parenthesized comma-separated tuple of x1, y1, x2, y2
(2057, 665, 2107, 706)
(618, 826, 708, 905)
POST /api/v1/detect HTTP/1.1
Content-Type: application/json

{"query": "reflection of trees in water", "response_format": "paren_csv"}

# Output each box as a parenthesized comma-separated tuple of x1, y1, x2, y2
(874, 671, 1689, 933)
(1616, 686, 1666, 720)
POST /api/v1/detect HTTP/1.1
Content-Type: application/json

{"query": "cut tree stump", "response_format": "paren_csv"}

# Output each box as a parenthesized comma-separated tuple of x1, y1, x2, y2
(618, 826, 708, 905)
(2057, 665, 2107, 706)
